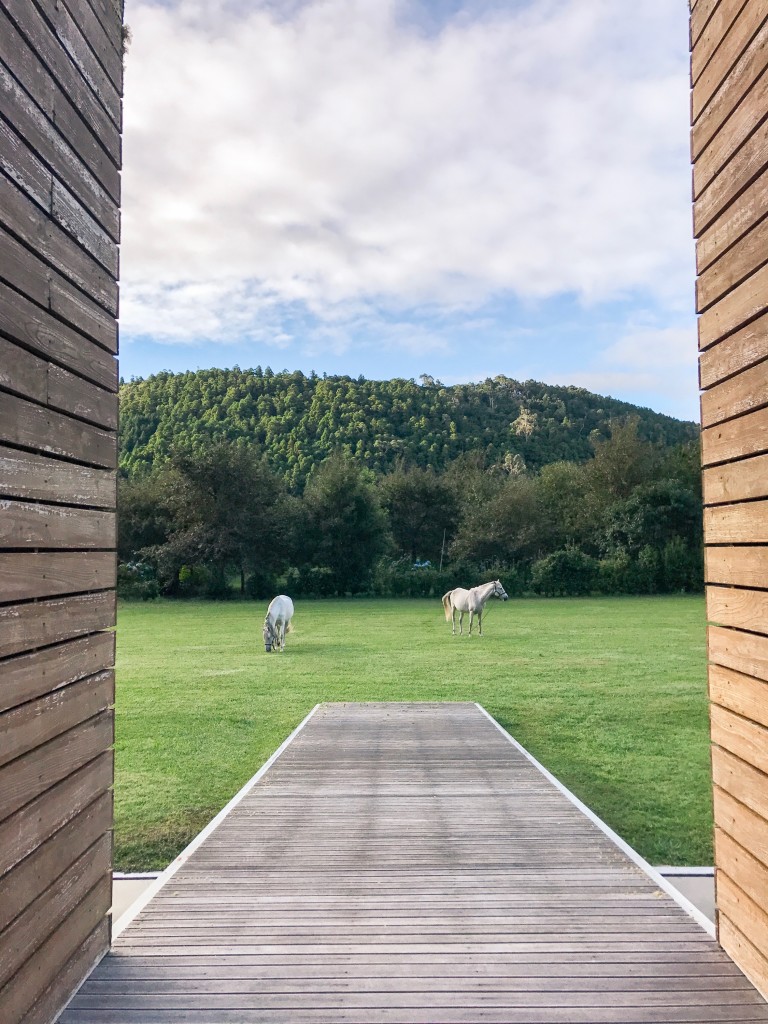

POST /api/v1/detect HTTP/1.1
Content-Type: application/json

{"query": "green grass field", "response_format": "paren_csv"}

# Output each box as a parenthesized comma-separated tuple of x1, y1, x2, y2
(114, 595, 712, 871)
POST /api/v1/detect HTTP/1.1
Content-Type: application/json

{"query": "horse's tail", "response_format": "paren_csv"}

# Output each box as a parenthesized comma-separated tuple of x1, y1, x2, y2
(442, 591, 453, 621)
(286, 620, 294, 634)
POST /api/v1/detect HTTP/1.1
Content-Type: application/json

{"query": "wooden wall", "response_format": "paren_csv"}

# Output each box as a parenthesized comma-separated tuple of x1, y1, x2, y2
(0, 0, 122, 1021)
(692, 0, 768, 1000)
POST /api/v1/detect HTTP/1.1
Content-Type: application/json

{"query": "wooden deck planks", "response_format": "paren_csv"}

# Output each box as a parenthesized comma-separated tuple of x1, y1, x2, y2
(60, 703, 768, 1023)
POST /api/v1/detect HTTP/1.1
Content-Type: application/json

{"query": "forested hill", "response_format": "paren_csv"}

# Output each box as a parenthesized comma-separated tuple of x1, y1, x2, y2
(119, 368, 698, 488)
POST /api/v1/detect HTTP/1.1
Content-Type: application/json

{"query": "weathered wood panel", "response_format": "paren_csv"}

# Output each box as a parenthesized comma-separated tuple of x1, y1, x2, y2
(0, 0, 121, 1015)
(694, 0, 768, 997)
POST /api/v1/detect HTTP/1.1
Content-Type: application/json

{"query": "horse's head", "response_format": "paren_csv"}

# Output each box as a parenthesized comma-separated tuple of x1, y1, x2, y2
(263, 619, 275, 652)
(493, 580, 509, 601)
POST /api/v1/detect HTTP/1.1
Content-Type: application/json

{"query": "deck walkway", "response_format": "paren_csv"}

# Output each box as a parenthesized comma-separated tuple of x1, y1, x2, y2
(61, 702, 768, 1023)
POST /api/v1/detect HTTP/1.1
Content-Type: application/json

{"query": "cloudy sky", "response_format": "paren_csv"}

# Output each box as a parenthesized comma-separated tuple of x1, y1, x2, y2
(119, 0, 699, 421)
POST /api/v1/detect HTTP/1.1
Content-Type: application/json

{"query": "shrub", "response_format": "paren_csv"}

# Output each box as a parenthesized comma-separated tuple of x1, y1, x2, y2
(530, 548, 598, 597)
(117, 561, 159, 601)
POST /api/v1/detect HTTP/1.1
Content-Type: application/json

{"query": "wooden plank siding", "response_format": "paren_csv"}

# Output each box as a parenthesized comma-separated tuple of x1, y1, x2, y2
(60, 703, 768, 1024)
(0, 0, 122, 1020)
(693, 0, 768, 999)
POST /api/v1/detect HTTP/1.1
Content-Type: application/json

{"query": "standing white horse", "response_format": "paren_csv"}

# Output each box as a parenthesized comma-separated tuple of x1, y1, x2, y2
(442, 580, 508, 636)
(263, 595, 294, 652)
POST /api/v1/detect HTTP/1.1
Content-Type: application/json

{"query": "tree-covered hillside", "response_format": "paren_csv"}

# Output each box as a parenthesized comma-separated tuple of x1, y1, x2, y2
(119, 368, 698, 488)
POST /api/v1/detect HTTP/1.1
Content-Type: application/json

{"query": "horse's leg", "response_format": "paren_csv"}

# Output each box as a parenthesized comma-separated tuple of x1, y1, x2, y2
(459, 611, 464, 636)
(469, 610, 474, 635)
(478, 609, 482, 636)
(451, 606, 456, 636)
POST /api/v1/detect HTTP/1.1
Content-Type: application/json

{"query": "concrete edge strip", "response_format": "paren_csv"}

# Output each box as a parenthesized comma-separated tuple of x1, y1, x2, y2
(112, 703, 320, 939)
(474, 702, 717, 939)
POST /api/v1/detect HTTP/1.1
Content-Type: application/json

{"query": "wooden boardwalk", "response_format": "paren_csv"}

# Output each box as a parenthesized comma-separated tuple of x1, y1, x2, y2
(60, 703, 768, 1023)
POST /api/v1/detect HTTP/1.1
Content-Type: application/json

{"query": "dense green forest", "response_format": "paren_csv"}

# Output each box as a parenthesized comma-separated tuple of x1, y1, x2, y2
(119, 368, 697, 488)
(119, 369, 702, 601)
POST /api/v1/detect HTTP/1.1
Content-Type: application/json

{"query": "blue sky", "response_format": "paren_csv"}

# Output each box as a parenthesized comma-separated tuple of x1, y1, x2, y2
(119, 0, 699, 422)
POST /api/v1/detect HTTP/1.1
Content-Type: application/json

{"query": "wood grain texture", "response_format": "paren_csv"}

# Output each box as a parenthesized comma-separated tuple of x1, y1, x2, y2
(0, 227, 118, 352)
(701, 358, 768, 428)
(692, 11, 768, 152)
(693, 103, 768, 233)
(0, 710, 113, 821)
(710, 623, 768, 681)
(0, 881, 110, 1024)
(710, 662, 768, 729)
(0, 0, 121, 166)
(714, 784, 768, 873)
(706, 544, 768, 586)
(710, 701, 768, 774)
(0, 591, 116, 658)
(699, 308, 768, 387)
(703, 451, 768, 502)
(692, 0, 736, 50)
(0, 173, 118, 316)
(0, 445, 116, 507)
(693, 63, 768, 199)
(692, 0, 749, 83)
(0, 749, 112, 876)
(0, 281, 118, 392)
(698, 258, 768, 348)
(0, 791, 112, 934)
(0, 391, 117, 467)
(720, 915, 768, 1004)
(705, 499, 768, 544)
(0, 834, 111, 989)
(0, 499, 116, 549)
(0, 551, 116, 602)
(697, 167, 768, 273)
(713, 743, 768, 823)
(62, 703, 765, 1024)
(0, 670, 114, 767)
(716, 829, 768, 918)
(697, 213, 768, 311)
(702, 403, 768, 464)
(718, 873, 768, 976)
(0, 631, 115, 713)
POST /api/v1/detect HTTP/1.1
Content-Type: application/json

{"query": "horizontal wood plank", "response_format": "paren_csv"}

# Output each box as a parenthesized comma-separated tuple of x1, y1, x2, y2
(698, 259, 768, 349)
(710, 701, 768, 774)
(0, 710, 113, 821)
(697, 213, 768, 311)
(693, 63, 768, 199)
(706, 544, 768, 586)
(704, 499, 768, 543)
(0, 227, 117, 352)
(0, 1, 120, 166)
(0, 750, 112, 876)
(703, 452, 768, 503)
(0, 173, 118, 316)
(59, 0, 123, 89)
(716, 828, 768, 919)
(0, 631, 115, 714)
(691, 0, 736, 50)
(0, 790, 111, 934)
(701, 403, 768, 464)
(0, 591, 116, 658)
(699, 308, 768, 387)
(0, 834, 111, 990)
(0, 446, 115, 507)
(712, 744, 768, 823)
(0, 388, 116, 465)
(709, 623, 768, 681)
(692, 11, 768, 152)
(719, 915, 768, 1005)
(0, 881, 110, 1023)
(694, 116, 768, 234)
(697, 166, 768, 274)
(710, 662, 768, 729)
(0, 551, 116, 603)
(0, 499, 116, 550)
(718, 871, 768, 971)
(714, 784, 768, 873)
(0, 60, 119, 241)
(701, 358, 768, 428)
(692, 0, 749, 83)
(0, 670, 113, 769)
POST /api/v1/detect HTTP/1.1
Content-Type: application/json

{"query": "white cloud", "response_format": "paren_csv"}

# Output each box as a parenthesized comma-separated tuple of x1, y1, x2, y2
(120, 0, 693, 344)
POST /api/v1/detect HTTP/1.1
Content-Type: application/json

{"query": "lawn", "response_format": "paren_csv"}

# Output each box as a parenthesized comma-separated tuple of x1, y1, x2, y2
(114, 595, 712, 871)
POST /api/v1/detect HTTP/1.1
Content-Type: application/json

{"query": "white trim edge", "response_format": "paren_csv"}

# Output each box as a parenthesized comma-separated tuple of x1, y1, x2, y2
(474, 703, 716, 939)
(111, 704, 320, 939)
(656, 866, 714, 877)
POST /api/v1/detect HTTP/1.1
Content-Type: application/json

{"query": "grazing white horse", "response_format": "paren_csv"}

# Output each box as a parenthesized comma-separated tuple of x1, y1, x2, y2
(263, 595, 294, 653)
(442, 580, 508, 636)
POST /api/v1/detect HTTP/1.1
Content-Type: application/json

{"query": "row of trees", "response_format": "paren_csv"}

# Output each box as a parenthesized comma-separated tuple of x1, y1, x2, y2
(119, 419, 703, 601)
